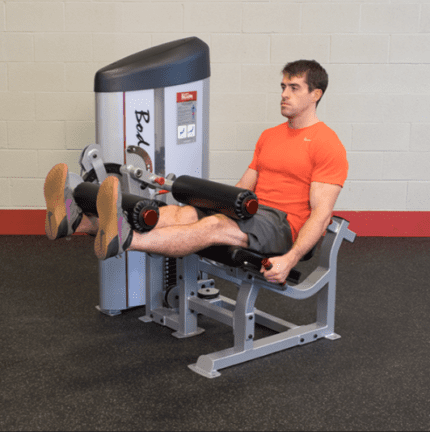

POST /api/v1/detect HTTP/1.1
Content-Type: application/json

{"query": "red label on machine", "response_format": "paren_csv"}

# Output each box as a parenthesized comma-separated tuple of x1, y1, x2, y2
(177, 91, 197, 103)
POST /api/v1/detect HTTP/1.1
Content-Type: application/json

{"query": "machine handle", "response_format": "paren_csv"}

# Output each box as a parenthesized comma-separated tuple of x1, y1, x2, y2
(261, 258, 301, 286)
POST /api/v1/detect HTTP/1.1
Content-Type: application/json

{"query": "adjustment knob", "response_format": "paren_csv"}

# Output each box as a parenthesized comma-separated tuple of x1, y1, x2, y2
(244, 198, 258, 215)
(142, 209, 158, 227)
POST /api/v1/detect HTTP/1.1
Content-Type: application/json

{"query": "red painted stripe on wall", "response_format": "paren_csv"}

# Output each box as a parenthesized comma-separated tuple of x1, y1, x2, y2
(0, 210, 86, 236)
(0, 210, 429, 236)
(333, 211, 430, 237)
(1, 210, 46, 235)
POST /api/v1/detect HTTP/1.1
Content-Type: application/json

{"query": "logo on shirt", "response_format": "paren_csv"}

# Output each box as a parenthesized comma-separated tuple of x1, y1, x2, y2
(304, 137, 311, 142)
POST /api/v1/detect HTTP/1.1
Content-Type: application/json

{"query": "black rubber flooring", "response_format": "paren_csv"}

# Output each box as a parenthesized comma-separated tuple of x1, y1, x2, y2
(1, 235, 429, 431)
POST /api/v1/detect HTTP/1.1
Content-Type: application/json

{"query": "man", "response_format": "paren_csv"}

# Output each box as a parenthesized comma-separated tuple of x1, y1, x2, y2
(44, 60, 348, 285)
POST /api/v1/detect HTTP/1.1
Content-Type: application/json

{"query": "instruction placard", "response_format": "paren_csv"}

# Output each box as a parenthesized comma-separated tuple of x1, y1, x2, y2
(177, 91, 197, 145)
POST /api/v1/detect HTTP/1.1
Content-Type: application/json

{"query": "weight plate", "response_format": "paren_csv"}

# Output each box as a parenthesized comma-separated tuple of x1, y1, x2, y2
(165, 285, 180, 309)
(197, 287, 220, 299)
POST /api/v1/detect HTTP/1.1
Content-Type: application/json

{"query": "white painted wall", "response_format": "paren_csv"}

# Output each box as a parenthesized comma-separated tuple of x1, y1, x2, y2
(0, 1, 429, 211)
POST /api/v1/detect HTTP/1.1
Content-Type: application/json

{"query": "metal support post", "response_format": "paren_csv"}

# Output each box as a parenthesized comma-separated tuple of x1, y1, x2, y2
(173, 255, 205, 338)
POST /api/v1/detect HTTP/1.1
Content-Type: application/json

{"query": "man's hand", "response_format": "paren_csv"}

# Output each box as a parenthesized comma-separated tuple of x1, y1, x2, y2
(260, 251, 300, 284)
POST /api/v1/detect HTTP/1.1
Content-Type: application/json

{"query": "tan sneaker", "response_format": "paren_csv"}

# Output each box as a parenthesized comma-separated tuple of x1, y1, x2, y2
(44, 163, 83, 240)
(94, 176, 133, 260)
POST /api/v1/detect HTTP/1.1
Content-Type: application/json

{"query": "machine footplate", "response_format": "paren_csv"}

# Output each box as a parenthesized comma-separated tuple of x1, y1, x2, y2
(325, 333, 341, 341)
(188, 363, 221, 379)
(172, 328, 205, 339)
(95, 305, 121, 317)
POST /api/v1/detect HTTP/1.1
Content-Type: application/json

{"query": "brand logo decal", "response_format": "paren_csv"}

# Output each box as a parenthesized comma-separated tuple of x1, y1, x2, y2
(176, 91, 197, 103)
(135, 110, 150, 147)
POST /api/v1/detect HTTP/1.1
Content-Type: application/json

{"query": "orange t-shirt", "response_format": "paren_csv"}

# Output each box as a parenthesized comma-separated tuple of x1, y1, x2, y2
(249, 122, 348, 242)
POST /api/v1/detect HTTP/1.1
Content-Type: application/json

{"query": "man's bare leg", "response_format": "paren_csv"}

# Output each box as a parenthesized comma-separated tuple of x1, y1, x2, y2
(128, 213, 249, 257)
(90, 176, 248, 260)
(153, 204, 200, 229)
(76, 215, 99, 235)
(77, 196, 247, 257)
(75, 204, 200, 236)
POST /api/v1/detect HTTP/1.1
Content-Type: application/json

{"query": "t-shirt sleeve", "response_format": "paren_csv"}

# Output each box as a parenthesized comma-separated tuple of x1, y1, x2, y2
(311, 132, 349, 187)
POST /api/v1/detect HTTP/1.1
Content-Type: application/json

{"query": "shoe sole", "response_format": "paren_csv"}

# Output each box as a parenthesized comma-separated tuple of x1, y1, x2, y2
(95, 176, 120, 260)
(44, 163, 69, 240)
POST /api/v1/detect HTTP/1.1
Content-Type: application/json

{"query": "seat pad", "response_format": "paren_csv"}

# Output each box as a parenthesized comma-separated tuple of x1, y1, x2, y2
(197, 246, 301, 284)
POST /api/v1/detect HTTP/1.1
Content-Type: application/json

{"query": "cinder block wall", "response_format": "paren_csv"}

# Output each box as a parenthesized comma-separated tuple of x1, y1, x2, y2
(1, 1, 429, 212)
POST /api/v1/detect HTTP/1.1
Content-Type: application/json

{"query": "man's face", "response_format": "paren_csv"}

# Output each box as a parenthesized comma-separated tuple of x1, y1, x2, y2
(280, 74, 320, 119)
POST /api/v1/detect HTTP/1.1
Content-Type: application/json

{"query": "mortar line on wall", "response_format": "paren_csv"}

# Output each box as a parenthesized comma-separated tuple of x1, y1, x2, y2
(407, 123, 412, 152)
(358, 3, 362, 34)
(406, 181, 410, 210)
(268, 33, 271, 64)
(62, 1, 65, 33)
(2, 2, 5, 32)
(418, 4, 422, 34)
(182, 3, 185, 34)
(299, 2, 302, 34)
(387, 33, 391, 65)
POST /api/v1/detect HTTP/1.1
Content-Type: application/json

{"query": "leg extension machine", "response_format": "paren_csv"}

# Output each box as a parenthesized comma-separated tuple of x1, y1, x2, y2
(74, 144, 356, 378)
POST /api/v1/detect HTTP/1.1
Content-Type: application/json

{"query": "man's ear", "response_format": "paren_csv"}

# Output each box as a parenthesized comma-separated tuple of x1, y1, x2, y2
(313, 89, 323, 104)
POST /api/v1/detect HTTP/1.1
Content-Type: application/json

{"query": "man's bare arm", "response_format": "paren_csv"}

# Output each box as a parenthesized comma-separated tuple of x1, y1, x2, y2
(261, 182, 342, 284)
(235, 168, 258, 191)
(288, 182, 342, 262)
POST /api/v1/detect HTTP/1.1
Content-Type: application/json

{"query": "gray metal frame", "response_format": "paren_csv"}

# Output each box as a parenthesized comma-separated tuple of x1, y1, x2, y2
(139, 216, 356, 378)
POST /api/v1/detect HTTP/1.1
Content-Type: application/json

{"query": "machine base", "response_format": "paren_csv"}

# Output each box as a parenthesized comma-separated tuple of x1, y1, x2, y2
(95, 305, 122, 317)
(188, 363, 221, 379)
(172, 328, 205, 339)
(325, 333, 341, 341)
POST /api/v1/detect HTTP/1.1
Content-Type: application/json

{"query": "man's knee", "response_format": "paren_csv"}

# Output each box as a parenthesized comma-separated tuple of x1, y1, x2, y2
(203, 213, 230, 229)
(158, 205, 199, 227)
(204, 214, 249, 247)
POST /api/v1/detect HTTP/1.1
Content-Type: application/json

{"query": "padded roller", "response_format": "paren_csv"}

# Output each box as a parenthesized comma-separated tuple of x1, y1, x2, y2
(171, 175, 258, 220)
(73, 182, 99, 215)
(73, 182, 159, 233)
